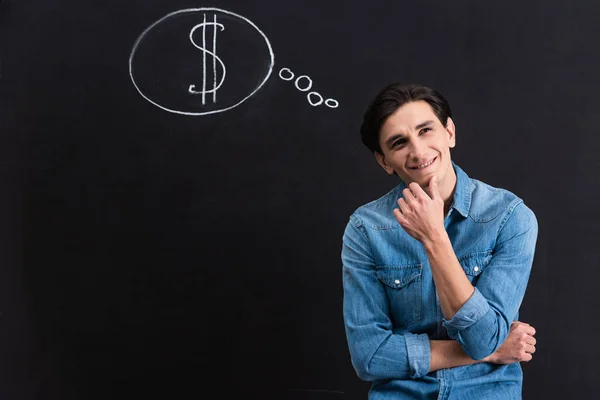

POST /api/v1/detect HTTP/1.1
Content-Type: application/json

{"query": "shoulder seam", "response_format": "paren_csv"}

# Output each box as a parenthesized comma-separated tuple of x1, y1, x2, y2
(498, 198, 525, 235)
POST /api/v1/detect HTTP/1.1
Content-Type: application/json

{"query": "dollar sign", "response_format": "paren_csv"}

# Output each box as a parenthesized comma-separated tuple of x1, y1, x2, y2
(188, 14, 226, 105)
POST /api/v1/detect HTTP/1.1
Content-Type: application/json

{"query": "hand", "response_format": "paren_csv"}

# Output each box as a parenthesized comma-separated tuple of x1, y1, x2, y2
(393, 175, 445, 243)
(483, 321, 536, 364)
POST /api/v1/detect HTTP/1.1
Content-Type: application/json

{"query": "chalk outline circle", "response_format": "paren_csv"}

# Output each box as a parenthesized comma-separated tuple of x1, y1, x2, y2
(294, 75, 312, 92)
(307, 91, 323, 107)
(129, 7, 275, 116)
(325, 98, 339, 108)
(278, 67, 294, 81)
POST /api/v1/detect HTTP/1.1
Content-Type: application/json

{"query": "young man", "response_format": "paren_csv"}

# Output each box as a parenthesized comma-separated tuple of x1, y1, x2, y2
(341, 83, 538, 399)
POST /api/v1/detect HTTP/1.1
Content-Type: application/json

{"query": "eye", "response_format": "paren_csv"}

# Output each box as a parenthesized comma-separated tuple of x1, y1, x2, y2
(392, 139, 406, 148)
(419, 127, 432, 135)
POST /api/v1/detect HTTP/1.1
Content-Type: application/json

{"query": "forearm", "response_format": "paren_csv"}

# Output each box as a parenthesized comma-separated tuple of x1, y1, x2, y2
(352, 337, 486, 380)
(423, 232, 474, 319)
(346, 330, 431, 381)
(429, 340, 483, 372)
(424, 234, 499, 360)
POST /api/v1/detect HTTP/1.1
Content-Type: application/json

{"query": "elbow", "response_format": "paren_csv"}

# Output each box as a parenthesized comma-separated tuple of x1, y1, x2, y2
(354, 366, 374, 382)
(351, 355, 377, 381)
(451, 309, 510, 361)
(348, 341, 380, 381)
(458, 329, 507, 361)
(449, 332, 497, 361)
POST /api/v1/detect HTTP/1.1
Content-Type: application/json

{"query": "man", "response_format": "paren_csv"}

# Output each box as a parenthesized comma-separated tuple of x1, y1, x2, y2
(341, 83, 538, 399)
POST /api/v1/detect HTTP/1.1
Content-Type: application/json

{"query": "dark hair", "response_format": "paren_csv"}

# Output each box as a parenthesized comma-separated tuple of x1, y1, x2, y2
(360, 83, 452, 153)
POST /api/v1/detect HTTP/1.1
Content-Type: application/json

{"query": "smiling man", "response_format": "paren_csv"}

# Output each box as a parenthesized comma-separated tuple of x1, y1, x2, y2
(341, 83, 538, 399)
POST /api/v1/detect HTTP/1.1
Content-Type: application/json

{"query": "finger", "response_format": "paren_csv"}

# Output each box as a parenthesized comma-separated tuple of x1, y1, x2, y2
(393, 207, 404, 224)
(397, 197, 411, 214)
(526, 336, 537, 346)
(510, 320, 526, 331)
(515, 322, 536, 335)
(402, 188, 417, 204)
(408, 182, 426, 200)
(393, 207, 410, 228)
(525, 344, 536, 354)
(522, 353, 533, 362)
(393, 205, 407, 225)
(429, 175, 439, 200)
(523, 325, 536, 336)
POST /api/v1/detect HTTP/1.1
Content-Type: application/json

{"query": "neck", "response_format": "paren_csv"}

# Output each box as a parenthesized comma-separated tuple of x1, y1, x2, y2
(429, 164, 457, 215)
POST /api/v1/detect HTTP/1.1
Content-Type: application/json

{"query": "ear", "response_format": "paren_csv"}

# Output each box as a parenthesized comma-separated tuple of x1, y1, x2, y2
(446, 117, 456, 149)
(375, 151, 395, 175)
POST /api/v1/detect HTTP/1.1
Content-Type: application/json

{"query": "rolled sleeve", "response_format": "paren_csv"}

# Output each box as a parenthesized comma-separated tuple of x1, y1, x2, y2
(404, 333, 431, 379)
(442, 288, 490, 336)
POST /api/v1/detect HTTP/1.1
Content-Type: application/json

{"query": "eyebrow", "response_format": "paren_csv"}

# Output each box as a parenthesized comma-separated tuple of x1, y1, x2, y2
(415, 120, 435, 130)
(384, 120, 435, 148)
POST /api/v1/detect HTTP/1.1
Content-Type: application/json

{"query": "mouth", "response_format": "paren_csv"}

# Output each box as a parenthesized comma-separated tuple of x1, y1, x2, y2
(409, 156, 438, 171)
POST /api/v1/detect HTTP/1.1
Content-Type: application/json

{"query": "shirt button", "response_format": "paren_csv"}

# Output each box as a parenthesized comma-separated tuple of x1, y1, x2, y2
(394, 279, 400, 285)
(474, 266, 479, 272)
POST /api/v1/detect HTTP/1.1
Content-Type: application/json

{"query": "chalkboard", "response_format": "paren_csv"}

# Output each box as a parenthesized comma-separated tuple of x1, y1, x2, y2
(1, 0, 598, 399)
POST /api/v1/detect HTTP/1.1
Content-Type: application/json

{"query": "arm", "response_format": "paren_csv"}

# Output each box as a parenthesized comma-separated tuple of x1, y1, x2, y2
(429, 340, 481, 371)
(342, 216, 534, 381)
(440, 203, 538, 360)
(422, 234, 473, 320)
(343, 245, 476, 379)
(342, 217, 430, 381)
(395, 178, 538, 360)
(431, 320, 537, 371)
(395, 177, 474, 320)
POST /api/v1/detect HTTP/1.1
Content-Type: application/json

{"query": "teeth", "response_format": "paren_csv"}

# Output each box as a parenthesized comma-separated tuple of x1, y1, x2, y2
(415, 158, 435, 169)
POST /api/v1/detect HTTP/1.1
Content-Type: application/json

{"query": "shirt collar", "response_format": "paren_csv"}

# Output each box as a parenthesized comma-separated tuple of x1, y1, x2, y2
(449, 161, 473, 218)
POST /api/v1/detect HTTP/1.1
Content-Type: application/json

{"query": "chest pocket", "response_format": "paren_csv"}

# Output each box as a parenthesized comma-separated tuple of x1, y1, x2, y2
(376, 264, 422, 329)
(458, 252, 492, 285)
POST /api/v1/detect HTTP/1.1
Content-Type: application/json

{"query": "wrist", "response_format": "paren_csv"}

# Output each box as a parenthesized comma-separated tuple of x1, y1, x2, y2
(422, 229, 450, 252)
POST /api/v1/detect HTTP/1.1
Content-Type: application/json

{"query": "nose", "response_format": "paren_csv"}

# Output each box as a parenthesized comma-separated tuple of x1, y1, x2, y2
(408, 139, 427, 159)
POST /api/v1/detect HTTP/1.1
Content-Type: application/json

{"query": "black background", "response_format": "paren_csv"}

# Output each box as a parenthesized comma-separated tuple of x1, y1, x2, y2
(1, 0, 598, 399)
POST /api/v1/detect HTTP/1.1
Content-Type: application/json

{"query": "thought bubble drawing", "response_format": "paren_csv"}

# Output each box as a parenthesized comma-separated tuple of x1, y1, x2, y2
(129, 8, 274, 116)
(129, 7, 338, 115)
(278, 68, 339, 108)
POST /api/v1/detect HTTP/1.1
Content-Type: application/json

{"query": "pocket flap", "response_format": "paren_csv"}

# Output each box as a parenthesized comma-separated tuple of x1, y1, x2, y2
(458, 252, 492, 277)
(376, 265, 423, 288)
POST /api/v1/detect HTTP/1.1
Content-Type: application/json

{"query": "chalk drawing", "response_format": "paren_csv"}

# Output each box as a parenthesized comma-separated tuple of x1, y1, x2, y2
(278, 67, 339, 109)
(130, 8, 339, 114)
(278, 68, 294, 81)
(187, 13, 226, 104)
(129, 8, 274, 116)
(307, 92, 323, 107)
(325, 98, 339, 108)
(294, 75, 313, 92)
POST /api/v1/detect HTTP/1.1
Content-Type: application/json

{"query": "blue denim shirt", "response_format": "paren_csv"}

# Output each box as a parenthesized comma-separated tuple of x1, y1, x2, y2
(341, 162, 538, 399)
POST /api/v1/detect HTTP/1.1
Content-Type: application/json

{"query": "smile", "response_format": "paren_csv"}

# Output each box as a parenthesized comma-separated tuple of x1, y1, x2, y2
(410, 156, 437, 170)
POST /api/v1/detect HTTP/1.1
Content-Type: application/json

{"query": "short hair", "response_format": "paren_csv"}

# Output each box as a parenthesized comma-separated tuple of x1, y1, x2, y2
(360, 83, 452, 154)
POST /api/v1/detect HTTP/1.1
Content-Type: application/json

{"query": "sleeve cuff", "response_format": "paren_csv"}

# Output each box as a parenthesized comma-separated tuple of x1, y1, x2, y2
(442, 288, 490, 333)
(404, 332, 430, 379)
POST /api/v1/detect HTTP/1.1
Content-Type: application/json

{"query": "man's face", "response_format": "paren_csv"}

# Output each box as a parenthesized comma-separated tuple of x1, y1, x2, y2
(375, 100, 456, 190)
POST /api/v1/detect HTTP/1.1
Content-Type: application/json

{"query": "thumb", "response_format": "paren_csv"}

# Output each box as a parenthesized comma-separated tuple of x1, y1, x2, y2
(429, 175, 439, 199)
